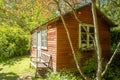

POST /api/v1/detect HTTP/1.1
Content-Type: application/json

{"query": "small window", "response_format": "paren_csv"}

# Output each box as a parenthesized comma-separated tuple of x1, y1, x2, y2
(79, 24, 94, 51)
(32, 32, 37, 47)
(41, 27, 47, 49)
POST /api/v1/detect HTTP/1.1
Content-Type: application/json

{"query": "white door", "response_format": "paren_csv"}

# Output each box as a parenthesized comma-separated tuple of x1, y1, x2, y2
(37, 31, 41, 58)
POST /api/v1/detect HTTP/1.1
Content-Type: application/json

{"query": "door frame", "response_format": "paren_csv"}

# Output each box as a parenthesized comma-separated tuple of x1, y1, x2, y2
(37, 31, 41, 58)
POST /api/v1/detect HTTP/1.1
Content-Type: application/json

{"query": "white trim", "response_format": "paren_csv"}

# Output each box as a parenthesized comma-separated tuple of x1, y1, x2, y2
(33, 45, 37, 48)
(41, 46, 47, 50)
(37, 31, 41, 57)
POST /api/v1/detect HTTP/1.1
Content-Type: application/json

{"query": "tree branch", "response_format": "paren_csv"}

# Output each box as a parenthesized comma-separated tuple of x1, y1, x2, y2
(102, 42, 120, 76)
(91, 0, 102, 80)
(53, 0, 90, 80)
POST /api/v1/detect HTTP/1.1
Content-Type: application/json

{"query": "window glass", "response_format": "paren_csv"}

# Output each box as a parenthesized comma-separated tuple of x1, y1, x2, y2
(41, 27, 47, 49)
(32, 32, 37, 47)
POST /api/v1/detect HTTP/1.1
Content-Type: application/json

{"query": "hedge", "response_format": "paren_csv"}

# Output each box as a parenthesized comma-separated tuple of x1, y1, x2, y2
(0, 26, 30, 60)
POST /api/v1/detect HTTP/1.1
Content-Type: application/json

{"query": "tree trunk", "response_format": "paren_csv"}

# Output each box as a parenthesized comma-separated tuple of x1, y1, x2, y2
(91, 0, 102, 80)
(53, 0, 90, 80)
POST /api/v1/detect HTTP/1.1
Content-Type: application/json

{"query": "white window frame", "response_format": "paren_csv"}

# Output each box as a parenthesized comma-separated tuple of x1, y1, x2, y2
(79, 23, 94, 51)
(41, 27, 48, 50)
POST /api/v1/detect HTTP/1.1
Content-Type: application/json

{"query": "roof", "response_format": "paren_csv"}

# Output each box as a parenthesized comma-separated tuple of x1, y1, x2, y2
(31, 2, 117, 34)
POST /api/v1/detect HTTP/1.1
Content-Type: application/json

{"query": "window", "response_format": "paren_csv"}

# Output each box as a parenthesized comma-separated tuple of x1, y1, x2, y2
(41, 27, 47, 49)
(32, 32, 37, 47)
(79, 24, 94, 51)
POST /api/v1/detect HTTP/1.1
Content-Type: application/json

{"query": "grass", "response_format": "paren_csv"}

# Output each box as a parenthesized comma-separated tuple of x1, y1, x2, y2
(0, 55, 42, 80)
(0, 55, 82, 80)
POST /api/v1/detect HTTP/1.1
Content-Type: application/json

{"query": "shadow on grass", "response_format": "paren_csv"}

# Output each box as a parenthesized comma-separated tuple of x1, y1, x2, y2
(0, 72, 19, 80)
(1, 55, 29, 66)
(0, 68, 3, 71)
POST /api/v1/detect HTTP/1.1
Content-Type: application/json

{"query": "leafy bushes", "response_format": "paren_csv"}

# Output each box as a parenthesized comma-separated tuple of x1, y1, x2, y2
(82, 55, 97, 79)
(111, 29, 120, 53)
(0, 26, 30, 60)
(103, 52, 120, 80)
(47, 71, 82, 80)
(82, 54, 120, 80)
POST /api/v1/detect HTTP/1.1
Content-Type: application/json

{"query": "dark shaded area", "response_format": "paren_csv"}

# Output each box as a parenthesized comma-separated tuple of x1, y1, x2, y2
(36, 69, 50, 79)
(103, 52, 120, 80)
(0, 68, 3, 71)
(0, 72, 19, 80)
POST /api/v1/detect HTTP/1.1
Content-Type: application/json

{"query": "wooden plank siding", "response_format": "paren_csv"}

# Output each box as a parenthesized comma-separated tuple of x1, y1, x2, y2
(57, 14, 78, 70)
(41, 25, 57, 71)
(97, 16, 110, 59)
(56, 4, 110, 70)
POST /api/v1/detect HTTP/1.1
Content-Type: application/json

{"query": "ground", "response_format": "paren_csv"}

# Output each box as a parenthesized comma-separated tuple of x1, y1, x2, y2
(0, 55, 43, 80)
(0, 55, 82, 80)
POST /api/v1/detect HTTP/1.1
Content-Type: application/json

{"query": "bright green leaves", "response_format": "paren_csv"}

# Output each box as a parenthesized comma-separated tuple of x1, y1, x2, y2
(0, 26, 30, 60)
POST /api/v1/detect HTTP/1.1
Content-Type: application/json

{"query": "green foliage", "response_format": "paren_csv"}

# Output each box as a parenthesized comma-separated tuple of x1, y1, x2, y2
(0, 55, 36, 80)
(47, 71, 82, 80)
(82, 53, 120, 80)
(103, 53, 120, 80)
(82, 56, 97, 79)
(110, 29, 120, 53)
(0, 0, 57, 31)
(100, 0, 120, 27)
(0, 26, 30, 60)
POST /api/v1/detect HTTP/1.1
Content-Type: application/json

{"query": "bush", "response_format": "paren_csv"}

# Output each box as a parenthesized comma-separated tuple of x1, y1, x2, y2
(82, 55, 97, 79)
(0, 26, 30, 60)
(111, 29, 120, 53)
(82, 53, 120, 80)
(47, 70, 82, 80)
(103, 52, 120, 80)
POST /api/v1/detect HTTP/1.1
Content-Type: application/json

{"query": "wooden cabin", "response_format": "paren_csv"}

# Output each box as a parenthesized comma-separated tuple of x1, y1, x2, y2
(30, 3, 116, 72)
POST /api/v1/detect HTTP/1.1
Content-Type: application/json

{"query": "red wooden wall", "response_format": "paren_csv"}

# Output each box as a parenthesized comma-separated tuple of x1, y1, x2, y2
(56, 4, 110, 70)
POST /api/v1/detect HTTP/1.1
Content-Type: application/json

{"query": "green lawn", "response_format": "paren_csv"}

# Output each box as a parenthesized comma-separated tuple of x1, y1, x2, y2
(0, 55, 42, 80)
(0, 55, 82, 80)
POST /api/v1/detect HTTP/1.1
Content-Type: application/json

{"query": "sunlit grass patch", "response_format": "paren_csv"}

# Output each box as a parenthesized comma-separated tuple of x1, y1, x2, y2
(0, 55, 37, 80)
(0, 55, 82, 80)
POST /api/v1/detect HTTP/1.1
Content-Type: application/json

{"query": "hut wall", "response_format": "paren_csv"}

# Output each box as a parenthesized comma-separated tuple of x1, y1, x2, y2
(56, 4, 110, 70)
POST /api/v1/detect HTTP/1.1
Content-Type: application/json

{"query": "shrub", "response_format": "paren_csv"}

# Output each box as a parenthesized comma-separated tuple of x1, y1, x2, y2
(0, 26, 30, 60)
(82, 53, 120, 80)
(82, 55, 97, 79)
(103, 52, 120, 80)
(111, 29, 120, 53)
(47, 70, 82, 80)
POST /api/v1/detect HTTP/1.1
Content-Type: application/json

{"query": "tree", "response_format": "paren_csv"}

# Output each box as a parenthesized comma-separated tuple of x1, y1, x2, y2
(0, 0, 55, 31)
(100, 0, 120, 27)
(91, 0, 102, 80)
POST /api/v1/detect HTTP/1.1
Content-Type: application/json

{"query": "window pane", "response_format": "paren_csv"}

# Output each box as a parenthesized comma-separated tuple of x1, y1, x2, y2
(89, 27, 94, 33)
(81, 34, 87, 40)
(41, 27, 47, 49)
(32, 32, 37, 46)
